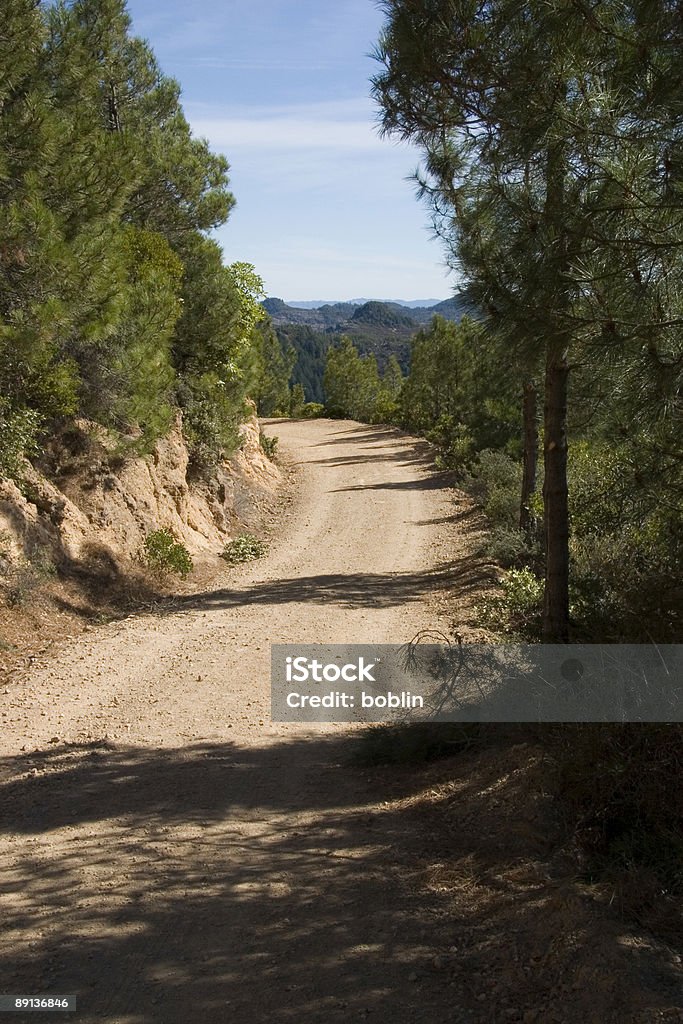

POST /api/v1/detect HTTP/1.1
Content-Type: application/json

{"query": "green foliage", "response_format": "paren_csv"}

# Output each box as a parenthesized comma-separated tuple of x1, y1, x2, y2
(463, 450, 522, 529)
(259, 432, 278, 460)
(484, 527, 539, 571)
(373, 0, 683, 642)
(179, 373, 246, 474)
(350, 300, 415, 328)
(248, 322, 295, 416)
(273, 312, 413, 409)
(0, 0, 263, 484)
(78, 225, 183, 445)
(402, 317, 517, 470)
(289, 382, 306, 417)
(0, 403, 42, 480)
(567, 440, 682, 641)
(142, 529, 193, 578)
(479, 567, 544, 638)
(372, 0, 683, 928)
(427, 419, 475, 471)
(274, 325, 330, 405)
(301, 402, 325, 418)
(173, 241, 267, 466)
(323, 336, 403, 424)
(222, 533, 266, 565)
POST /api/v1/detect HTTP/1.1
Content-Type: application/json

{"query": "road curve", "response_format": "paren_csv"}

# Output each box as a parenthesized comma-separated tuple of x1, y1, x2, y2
(0, 418, 465, 1024)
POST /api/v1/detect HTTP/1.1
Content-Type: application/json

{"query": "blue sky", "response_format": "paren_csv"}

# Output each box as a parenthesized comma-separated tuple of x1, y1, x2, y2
(125, 0, 453, 303)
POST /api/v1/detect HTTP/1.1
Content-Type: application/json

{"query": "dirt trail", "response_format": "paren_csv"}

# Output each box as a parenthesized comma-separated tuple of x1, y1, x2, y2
(2, 419, 457, 752)
(1, 420, 679, 1024)
(0, 419, 465, 1023)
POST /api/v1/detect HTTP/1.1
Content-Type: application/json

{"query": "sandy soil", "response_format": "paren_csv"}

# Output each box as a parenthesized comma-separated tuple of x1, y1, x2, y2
(0, 419, 680, 1024)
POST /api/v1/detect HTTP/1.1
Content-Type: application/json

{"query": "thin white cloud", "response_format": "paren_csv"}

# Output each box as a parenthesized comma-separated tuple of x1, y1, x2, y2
(173, 57, 341, 71)
(188, 96, 405, 154)
(192, 116, 385, 151)
(185, 96, 377, 121)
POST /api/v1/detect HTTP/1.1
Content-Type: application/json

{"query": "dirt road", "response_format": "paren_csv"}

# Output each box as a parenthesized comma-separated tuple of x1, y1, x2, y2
(0, 419, 468, 1023)
(1, 419, 680, 1024)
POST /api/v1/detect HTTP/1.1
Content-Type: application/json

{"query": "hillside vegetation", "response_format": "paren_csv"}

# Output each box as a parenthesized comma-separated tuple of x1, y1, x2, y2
(263, 295, 468, 404)
(0, 0, 280, 489)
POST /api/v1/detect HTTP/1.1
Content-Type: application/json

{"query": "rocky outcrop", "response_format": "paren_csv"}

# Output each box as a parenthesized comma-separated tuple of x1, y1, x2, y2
(0, 406, 280, 571)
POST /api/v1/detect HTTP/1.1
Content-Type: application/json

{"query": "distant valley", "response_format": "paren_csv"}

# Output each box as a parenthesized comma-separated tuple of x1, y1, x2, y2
(262, 296, 469, 404)
(262, 296, 467, 330)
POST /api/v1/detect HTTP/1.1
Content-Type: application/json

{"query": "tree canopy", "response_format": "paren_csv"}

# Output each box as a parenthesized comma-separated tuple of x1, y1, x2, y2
(372, 0, 683, 640)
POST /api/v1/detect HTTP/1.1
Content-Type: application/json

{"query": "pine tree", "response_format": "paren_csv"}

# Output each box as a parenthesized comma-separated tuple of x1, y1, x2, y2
(0, 0, 81, 462)
(373, 0, 683, 639)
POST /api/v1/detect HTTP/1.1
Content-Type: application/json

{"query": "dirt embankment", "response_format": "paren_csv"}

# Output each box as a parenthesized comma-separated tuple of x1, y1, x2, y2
(0, 405, 280, 571)
(0, 418, 679, 1024)
(0, 407, 283, 676)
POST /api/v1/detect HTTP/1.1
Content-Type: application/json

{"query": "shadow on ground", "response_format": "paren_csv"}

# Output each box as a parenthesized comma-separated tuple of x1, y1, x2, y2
(0, 733, 679, 1024)
(168, 557, 494, 615)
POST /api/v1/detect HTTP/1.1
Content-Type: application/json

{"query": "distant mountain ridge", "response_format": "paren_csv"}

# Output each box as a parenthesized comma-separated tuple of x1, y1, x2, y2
(261, 295, 468, 330)
(263, 295, 471, 406)
(284, 298, 448, 309)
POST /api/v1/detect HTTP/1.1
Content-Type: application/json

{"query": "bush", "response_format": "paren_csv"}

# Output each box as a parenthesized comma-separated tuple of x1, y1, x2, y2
(301, 402, 325, 418)
(479, 566, 544, 637)
(426, 418, 476, 472)
(464, 449, 523, 528)
(0, 405, 42, 481)
(567, 440, 682, 641)
(179, 376, 247, 476)
(259, 432, 278, 459)
(142, 529, 193, 578)
(3, 549, 57, 608)
(485, 526, 540, 568)
(352, 722, 496, 765)
(222, 533, 266, 565)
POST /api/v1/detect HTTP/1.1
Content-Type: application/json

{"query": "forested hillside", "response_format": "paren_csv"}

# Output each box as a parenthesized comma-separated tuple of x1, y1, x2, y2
(0, 0, 275, 484)
(263, 295, 468, 404)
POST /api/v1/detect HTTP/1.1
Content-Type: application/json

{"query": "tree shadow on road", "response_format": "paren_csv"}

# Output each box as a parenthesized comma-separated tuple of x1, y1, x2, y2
(169, 558, 495, 614)
(0, 732, 679, 1024)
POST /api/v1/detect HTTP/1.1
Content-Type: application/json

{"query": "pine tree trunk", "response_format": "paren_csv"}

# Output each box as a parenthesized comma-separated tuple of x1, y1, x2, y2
(520, 379, 538, 534)
(542, 341, 570, 641)
(542, 130, 571, 642)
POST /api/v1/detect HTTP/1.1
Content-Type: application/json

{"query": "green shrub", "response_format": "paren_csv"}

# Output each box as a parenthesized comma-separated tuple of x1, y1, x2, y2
(485, 526, 540, 568)
(301, 402, 325, 418)
(426, 418, 476, 472)
(179, 375, 247, 476)
(464, 449, 523, 528)
(222, 533, 267, 565)
(259, 432, 278, 459)
(567, 440, 682, 641)
(142, 529, 193, 578)
(0, 405, 42, 481)
(479, 566, 544, 637)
